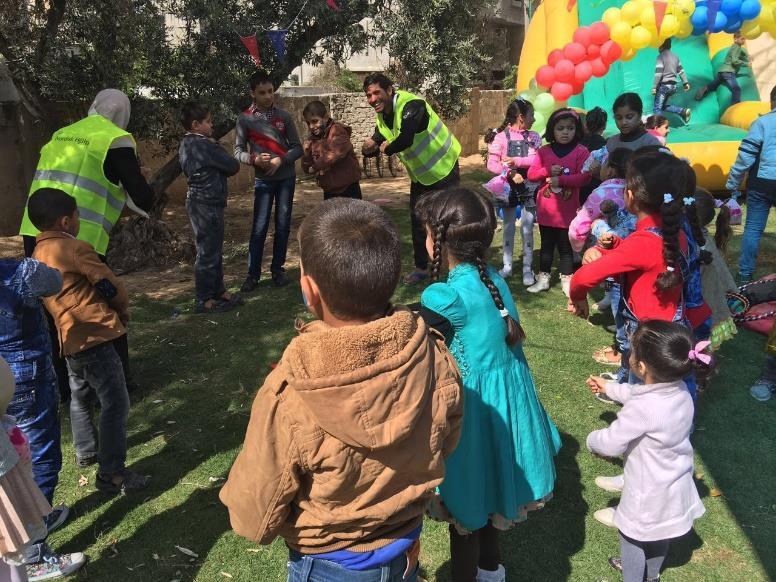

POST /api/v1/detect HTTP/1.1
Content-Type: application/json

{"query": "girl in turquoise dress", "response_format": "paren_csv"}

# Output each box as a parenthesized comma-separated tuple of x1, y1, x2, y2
(416, 187, 562, 582)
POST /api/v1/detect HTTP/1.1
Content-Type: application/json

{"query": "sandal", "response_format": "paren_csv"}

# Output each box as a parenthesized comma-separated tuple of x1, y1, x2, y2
(96, 469, 150, 495)
(592, 346, 621, 366)
(194, 298, 237, 314)
(403, 270, 429, 285)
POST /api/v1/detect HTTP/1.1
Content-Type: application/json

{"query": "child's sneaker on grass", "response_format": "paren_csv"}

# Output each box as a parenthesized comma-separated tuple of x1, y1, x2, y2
(498, 267, 512, 279)
(594, 372, 620, 404)
(595, 474, 624, 492)
(26, 546, 85, 581)
(560, 274, 572, 298)
(750, 379, 776, 402)
(527, 272, 550, 293)
(476, 564, 506, 582)
(594, 506, 617, 528)
(43, 504, 70, 535)
(522, 270, 536, 286)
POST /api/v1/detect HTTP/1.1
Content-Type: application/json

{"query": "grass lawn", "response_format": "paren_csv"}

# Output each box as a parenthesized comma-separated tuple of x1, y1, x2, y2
(46, 174, 776, 581)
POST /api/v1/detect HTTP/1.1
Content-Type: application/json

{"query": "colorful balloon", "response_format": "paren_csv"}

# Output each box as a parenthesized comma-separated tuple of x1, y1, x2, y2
(630, 25, 652, 48)
(534, 91, 555, 113)
(587, 44, 601, 58)
(554, 59, 575, 82)
(720, 0, 743, 16)
(602, 7, 622, 26)
(573, 26, 592, 46)
(660, 14, 681, 36)
(551, 82, 574, 102)
(536, 65, 556, 88)
(563, 42, 588, 64)
(739, 0, 762, 19)
(600, 39, 623, 63)
(548, 49, 565, 66)
(590, 22, 611, 44)
(574, 60, 593, 83)
(610, 21, 633, 45)
(621, 0, 642, 24)
(590, 57, 609, 77)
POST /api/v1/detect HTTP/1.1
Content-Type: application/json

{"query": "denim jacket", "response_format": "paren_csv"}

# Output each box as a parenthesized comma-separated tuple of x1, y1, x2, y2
(0, 259, 62, 364)
(727, 109, 776, 192)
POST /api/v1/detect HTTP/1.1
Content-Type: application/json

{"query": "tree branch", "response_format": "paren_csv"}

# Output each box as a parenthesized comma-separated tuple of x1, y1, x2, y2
(35, 0, 67, 67)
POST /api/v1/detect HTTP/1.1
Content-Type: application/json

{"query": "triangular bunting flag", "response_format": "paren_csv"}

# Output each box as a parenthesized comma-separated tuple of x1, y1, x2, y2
(267, 29, 288, 63)
(567, 0, 577, 11)
(326, 0, 342, 11)
(707, 0, 721, 30)
(654, 0, 668, 34)
(239, 33, 261, 68)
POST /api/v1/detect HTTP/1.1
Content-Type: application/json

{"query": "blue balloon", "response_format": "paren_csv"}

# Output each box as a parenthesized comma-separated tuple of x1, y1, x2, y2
(724, 17, 743, 31)
(720, 0, 742, 16)
(691, 5, 709, 27)
(740, 0, 761, 20)
(711, 11, 729, 31)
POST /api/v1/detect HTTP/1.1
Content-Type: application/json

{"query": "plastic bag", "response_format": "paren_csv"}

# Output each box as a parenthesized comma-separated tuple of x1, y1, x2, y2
(483, 171, 510, 206)
(726, 193, 742, 225)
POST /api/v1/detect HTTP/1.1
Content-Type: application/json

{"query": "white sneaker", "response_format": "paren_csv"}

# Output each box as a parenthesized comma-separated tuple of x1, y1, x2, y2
(560, 274, 572, 298)
(476, 564, 506, 582)
(527, 272, 550, 293)
(594, 290, 612, 312)
(594, 506, 617, 528)
(523, 270, 536, 286)
(595, 474, 624, 492)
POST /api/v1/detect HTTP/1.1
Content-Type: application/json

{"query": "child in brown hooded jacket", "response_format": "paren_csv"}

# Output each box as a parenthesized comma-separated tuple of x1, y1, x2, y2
(220, 198, 463, 581)
(301, 100, 363, 200)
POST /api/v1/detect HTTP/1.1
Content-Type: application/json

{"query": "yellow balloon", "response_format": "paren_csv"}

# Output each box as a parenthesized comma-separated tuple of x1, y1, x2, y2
(611, 21, 634, 44)
(621, 48, 637, 61)
(602, 7, 622, 26)
(630, 25, 652, 49)
(660, 14, 680, 36)
(675, 0, 696, 17)
(641, 7, 656, 28)
(742, 23, 761, 39)
(677, 18, 694, 37)
(621, 1, 641, 25)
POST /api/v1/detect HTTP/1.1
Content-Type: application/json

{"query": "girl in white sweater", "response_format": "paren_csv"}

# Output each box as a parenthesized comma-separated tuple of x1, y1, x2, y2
(586, 320, 707, 582)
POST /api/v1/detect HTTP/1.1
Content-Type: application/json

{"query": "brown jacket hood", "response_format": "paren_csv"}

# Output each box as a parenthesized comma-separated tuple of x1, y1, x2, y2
(301, 120, 360, 194)
(220, 307, 463, 553)
(283, 308, 428, 450)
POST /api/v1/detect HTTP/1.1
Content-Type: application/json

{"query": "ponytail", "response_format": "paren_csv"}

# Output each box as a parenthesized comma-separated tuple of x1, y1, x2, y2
(657, 193, 684, 291)
(474, 255, 525, 345)
(485, 119, 509, 144)
(715, 204, 732, 253)
(429, 221, 447, 282)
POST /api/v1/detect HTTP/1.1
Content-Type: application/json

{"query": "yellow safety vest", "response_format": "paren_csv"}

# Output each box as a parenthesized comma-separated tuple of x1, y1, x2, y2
(19, 115, 132, 255)
(375, 91, 460, 186)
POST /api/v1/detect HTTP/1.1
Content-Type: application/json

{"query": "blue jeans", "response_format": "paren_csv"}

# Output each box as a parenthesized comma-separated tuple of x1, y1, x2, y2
(186, 199, 226, 303)
(706, 72, 741, 104)
(739, 189, 776, 280)
(66, 342, 129, 474)
(610, 284, 629, 383)
(248, 177, 296, 278)
(6, 357, 61, 504)
(653, 83, 685, 116)
(287, 551, 418, 582)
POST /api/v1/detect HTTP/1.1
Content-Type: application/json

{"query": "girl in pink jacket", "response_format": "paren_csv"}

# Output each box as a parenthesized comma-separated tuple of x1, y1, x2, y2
(485, 99, 542, 286)
(527, 108, 590, 296)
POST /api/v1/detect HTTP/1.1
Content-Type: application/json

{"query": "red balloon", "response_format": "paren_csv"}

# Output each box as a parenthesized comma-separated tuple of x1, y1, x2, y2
(574, 61, 593, 84)
(563, 42, 587, 65)
(571, 81, 585, 95)
(590, 22, 611, 45)
(573, 26, 592, 47)
(590, 57, 609, 77)
(535, 65, 556, 89)
(548, 49, 564, 67)
(587, 44, 601, 59)
(551, 82, 574, 102)
(600, 40, 623, 64)
(554, 59, 575, 82)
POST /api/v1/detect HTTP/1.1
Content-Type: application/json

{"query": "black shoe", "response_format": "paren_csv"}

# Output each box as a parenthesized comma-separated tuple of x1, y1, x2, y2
(76, 455, 97, 468)
(43, 505, 70, 534)
(271, 270, 290, 287)
(96, 469, 150, 495)
(240, 276, 260, 293)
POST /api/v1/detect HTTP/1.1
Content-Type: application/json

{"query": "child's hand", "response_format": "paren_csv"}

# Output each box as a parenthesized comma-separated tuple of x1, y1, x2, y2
(265, 156, 283, 176)
(551, 164, 563, 176)
(362, 138, 378, 155)
(510, 172, 524, 184)
(586, 375, 608, 394)
(501, 157, 514, 167)
(549, 176, 560, 188)
(303, 140, 312, 152)
(599, 233, 615, 249)
(583, 247, 603, 264)
(651, 88, 657, 95)
(571, 299, 589, 319)
(379, 140, 390, 154)
(119, 311, 130, 326)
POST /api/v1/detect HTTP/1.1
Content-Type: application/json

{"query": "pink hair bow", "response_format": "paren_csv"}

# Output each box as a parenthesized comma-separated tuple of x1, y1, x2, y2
(688, 340, 712, 365)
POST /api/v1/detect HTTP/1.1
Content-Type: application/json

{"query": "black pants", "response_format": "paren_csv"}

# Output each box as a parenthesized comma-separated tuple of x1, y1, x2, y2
(24, 235, 132, 394)
(449, 523, 501, 582)
(323, 181, 362, 201)
(409, 162, 461, 270)
(539, 225, 574, 275)
(186, 199, 226, 303)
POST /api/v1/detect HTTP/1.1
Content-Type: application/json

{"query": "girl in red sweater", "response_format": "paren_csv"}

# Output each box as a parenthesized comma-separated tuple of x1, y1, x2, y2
(569, 149, 696, 381)
(527, 109, 590, 296)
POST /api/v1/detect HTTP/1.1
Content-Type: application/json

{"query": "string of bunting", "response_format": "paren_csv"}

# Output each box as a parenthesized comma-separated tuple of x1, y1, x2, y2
(237, 0, 340, 67)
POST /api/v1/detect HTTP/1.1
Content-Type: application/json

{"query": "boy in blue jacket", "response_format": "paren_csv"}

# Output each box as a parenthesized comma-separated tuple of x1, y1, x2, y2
(179, 102, 242, 313)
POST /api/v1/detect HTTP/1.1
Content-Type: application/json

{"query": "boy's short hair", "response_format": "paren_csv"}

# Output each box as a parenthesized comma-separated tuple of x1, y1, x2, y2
(299, 198, 400, 319)
(770, 84, 776, 103)
(249, 70, 274, 90)
(28, 188, 77, 231)
(180, 102, 210, 130)
(302, 100, 328, 119)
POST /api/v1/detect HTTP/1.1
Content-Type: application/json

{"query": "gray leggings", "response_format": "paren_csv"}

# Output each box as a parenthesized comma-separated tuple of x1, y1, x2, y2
(502, 204, 535, 275)
(620, 531, 669, 582)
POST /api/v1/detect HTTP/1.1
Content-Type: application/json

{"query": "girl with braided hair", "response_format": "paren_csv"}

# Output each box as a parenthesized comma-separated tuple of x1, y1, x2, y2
(485, 99, 542, 285)
(416, 187, 561, 582)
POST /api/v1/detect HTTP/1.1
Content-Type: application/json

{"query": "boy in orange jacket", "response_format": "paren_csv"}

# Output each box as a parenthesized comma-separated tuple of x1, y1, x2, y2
(28, 188, 150, 495)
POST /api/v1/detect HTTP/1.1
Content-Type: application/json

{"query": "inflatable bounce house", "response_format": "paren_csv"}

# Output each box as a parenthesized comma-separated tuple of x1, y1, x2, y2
(516, 0, 776, 189)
